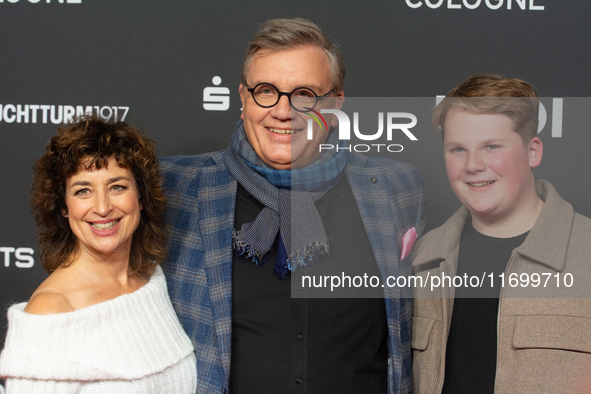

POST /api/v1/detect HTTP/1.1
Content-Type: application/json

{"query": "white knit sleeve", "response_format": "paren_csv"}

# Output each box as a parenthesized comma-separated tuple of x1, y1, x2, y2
(0, 266, 197, 394)
(5, 377, 82, 394)
(6, 352, 196, 394)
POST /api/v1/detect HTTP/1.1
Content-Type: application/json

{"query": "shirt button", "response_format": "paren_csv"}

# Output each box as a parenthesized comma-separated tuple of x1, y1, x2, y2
(297, 333, 303, 340)
(295, 377, 302, 384)
(371, 177, 378, 184)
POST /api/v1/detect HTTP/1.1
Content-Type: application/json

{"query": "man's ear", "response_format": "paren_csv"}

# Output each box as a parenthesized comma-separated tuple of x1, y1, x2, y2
(239, 84, 246, 120)
(528, 136, 543, 169)
(330, 90, 345, 128)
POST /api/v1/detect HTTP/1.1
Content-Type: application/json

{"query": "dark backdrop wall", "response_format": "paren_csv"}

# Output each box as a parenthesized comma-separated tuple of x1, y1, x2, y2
(1, 1, 590, 386)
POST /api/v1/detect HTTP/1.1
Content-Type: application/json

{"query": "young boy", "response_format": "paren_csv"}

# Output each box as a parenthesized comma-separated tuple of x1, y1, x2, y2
(411, 74, 591, 393)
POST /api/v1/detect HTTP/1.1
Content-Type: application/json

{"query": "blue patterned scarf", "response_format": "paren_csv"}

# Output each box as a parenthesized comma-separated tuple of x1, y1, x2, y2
(224, 120, 347, 279)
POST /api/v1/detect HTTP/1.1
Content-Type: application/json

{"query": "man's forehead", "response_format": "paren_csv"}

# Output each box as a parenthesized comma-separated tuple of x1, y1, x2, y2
(246, 45, 332, 89)
(252, 44, 325, 57)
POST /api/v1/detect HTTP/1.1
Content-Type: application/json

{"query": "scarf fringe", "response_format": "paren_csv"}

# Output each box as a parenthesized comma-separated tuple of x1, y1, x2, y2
(275, 239, 331, 279)
(273, 261, 290, 280)
(232, 230, 267, 266)
(233, 230, 330, 280)
(287, 240, 330, 271)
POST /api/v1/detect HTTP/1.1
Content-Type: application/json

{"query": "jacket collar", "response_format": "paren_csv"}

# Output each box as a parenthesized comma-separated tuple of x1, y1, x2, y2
(412, 206, 468, 268)
(516, 180, 573, 272)
(412, 180, 574, 272)
(344, 152, 409, 392)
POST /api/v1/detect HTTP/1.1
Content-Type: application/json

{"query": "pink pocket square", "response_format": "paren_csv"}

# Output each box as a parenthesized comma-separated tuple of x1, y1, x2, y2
(400, 227, 417, 260)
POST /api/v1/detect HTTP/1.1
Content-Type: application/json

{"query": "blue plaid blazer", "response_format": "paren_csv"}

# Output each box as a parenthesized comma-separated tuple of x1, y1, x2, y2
(160, 150, 426, 394)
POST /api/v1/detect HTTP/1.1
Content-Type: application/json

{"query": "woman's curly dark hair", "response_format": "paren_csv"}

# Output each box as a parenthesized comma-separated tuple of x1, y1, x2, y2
(31, 115, 167, 274)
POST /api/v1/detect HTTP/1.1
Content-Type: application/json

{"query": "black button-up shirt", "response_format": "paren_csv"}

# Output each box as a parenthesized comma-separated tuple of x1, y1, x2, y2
(230, 175, 388, 394)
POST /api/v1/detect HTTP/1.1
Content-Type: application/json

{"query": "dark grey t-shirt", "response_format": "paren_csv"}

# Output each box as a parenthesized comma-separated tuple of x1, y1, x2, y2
(442, 221, 529, 394)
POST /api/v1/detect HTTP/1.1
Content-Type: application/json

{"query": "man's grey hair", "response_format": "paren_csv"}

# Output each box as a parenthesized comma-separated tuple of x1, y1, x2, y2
(240, 18, 345, 92)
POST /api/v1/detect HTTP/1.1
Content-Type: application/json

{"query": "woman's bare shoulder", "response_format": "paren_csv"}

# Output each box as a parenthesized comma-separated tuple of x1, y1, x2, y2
(24, 269, 76, 315)
(25, 290, 75, 315)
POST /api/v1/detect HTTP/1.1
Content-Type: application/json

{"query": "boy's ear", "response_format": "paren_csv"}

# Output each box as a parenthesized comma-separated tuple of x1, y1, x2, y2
(528, 136, 543, 169)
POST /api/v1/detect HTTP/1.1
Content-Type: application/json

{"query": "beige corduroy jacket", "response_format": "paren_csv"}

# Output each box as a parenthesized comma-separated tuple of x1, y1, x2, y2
(411, 180, 591, 394)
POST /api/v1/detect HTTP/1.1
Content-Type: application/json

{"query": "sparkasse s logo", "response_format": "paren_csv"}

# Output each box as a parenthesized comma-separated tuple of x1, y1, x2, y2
(203, 76, 230, 111)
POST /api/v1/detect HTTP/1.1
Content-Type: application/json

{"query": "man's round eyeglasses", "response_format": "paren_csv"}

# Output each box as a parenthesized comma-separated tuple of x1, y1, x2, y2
(245, 82, 334, 112)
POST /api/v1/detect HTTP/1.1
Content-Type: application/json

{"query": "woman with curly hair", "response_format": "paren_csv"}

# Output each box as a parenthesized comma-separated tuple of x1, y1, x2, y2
(0, 116, 197, 393)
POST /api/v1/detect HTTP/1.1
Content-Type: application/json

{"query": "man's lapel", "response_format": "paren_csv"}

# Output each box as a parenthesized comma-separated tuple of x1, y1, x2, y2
(345, 158, 403, 283)
(196, 161, 236, 383)
(345, 154, 409, 392)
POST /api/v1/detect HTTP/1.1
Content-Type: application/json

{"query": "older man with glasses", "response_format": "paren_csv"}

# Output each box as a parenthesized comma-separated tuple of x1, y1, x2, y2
(160, 18, 425, 394)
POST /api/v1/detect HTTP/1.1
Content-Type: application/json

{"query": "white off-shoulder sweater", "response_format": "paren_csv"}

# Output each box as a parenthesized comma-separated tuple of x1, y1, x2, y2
(0, 266, 197, 393)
